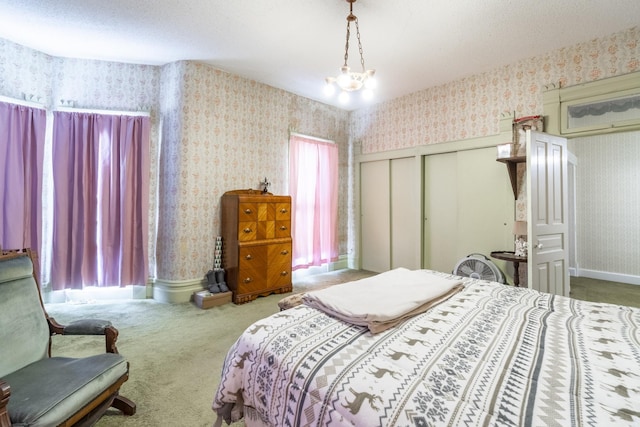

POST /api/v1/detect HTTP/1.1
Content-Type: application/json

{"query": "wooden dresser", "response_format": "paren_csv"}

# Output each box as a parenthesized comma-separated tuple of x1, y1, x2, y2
(221, 189, 293, 304)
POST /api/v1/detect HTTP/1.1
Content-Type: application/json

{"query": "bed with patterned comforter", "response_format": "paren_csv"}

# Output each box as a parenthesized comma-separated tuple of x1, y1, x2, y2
(212, 269, 640, 427)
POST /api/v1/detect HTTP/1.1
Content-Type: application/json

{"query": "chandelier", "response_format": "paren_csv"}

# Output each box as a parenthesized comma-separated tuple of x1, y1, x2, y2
(324, 0, 376, 104)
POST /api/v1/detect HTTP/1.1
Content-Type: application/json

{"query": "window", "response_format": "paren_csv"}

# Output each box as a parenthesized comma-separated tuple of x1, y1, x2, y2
(0, 101, 46, 253)
(49, 111, 150, 289)
(288, 134, 338, 269)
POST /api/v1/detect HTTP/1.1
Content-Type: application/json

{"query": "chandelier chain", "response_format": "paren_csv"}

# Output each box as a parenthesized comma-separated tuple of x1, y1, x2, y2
(355, 18, 365, 72)
(324, 0, 376, 102)
(343, 20, 351, 67)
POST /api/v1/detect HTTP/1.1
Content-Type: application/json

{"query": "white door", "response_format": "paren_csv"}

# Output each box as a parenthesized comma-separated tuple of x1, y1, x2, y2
(360, 160, 391, 272)
(526, 131, 569, 296)
(423, 152, 458, 272)
(390, 157, 420, 270)
(423, 149, 512, 276)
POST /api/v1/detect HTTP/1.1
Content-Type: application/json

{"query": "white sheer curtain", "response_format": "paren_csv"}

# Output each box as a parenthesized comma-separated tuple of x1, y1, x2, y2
(289, 134, 338, 270)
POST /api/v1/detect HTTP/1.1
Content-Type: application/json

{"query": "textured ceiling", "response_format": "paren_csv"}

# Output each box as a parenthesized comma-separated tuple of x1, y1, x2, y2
(0, 0, 638, 110)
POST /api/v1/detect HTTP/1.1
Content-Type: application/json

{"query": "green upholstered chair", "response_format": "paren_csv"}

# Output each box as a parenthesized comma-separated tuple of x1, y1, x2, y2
(0, 249, 135, 427)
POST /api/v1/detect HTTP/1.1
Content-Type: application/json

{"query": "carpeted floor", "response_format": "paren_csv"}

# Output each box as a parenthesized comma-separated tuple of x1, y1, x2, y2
(45, 268, 375, 427)
(43, 270, 638, 426)
(570, 275, 640, 308)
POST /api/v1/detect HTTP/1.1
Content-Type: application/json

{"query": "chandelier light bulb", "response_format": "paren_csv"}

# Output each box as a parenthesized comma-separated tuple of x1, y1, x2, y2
(338, 91, 349, 104)
(336, 68, 352, 88)
(324, 79, 336, 97)
(364, 73, 376, 90)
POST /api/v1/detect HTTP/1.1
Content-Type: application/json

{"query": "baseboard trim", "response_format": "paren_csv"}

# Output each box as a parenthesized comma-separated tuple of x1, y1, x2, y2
(42, 285, 149, 304)
(575, 268, 640, 286)
(44, 256, 353, 305)
(292, 256, 349, 280)
(153, 278, 206, 303)
(329, 256, 348, 271)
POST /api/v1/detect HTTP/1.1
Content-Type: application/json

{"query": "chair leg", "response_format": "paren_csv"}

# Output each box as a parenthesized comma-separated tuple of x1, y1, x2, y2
(111, 394, 136, 416)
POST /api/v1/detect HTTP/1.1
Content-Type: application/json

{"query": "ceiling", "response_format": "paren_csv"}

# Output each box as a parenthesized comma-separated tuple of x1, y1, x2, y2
(0, 0, 638, 111)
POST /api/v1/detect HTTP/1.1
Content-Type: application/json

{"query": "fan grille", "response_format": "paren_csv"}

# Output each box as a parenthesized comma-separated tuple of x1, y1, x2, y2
(453, 254, 504, 283)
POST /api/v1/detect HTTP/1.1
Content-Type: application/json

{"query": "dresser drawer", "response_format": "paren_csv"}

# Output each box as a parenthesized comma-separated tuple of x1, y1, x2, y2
(238, 221, 257, 241)
(267, 242, 292, 288)
(238, 203, 258, 220)
(274, 220, 290, 238)
(268, 242, 292, 264)
(268, 266, 291, 288)
(238, 246, 266, 292)
(275, 203, 290, 220)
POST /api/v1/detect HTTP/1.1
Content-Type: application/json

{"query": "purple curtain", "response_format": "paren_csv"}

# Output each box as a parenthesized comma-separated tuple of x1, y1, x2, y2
(289, 135, 339, 270)
(0, 101, 46, 253)
(51, 111, 150, 289)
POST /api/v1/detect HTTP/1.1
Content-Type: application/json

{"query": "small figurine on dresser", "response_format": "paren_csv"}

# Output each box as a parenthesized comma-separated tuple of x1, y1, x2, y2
(260, 177, 271, 194)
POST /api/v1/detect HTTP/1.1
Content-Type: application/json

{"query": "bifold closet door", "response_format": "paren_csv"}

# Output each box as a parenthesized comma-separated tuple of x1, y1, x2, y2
(423, 148, 512, 275)
(360, 157, 419, 273)
(390, 157, 419, 270)
(360, 160, 391, 272)
(423, 152, 458, 273)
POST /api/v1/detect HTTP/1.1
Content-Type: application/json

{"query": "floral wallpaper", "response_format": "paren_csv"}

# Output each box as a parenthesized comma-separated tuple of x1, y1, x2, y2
(351, 26, 639, 153)
(350, 25, 638, 281)
(0, 25, 637, 287)
(0, 39, 349, 283)
(152, 62, 350, 281)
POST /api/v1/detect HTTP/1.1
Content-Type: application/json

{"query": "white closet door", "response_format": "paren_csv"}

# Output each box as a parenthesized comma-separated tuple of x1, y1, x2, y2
(390, 157, 419, 269)
(360, 160, 391, 272)
(456, 148, 513, 259)
(423, 152, 458, 272)
(423, 148, 512, 276)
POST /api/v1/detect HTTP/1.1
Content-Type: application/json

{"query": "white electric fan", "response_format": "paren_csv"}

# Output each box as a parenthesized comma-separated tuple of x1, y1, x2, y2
(453, 253, 505, 283)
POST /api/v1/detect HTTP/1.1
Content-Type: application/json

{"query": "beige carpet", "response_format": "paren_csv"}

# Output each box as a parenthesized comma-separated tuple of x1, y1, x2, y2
(45, 269, 375, 427)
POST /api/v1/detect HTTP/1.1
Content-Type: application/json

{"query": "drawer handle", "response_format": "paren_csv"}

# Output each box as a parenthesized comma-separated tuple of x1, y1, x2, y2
(243, 277, 253, 284)
(243, 228, 252, 233)
(244, 208, 252, 214)
(280, 271, 289, 276)
(280, 249, 289, 255)
(279, 226, 287, 231)
(245, 254, 253, 260)
(280, 208, 288, 213)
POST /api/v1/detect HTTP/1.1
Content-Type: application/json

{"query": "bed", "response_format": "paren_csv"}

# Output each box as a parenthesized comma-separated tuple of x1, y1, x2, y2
(212, 268, 640, 426)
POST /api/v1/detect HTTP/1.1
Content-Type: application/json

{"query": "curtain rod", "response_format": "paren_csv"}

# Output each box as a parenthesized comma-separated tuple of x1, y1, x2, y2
(288, 130, 335, 144)
(0, 95, 46, 109)
(0, 96, 150, 117)
(55, 106, 150, 117)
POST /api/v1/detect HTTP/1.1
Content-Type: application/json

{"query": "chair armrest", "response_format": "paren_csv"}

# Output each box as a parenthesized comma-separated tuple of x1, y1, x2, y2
(0, 379, 11, 427)
(47, 316, 120, 354)
(63, 319, 113, 335)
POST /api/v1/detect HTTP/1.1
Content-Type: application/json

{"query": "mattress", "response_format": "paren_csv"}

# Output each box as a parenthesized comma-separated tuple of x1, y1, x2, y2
(213, 270, 640, 426)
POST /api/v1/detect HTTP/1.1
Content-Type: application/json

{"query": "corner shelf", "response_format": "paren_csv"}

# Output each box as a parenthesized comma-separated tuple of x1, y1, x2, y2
(496, 155, 525, 199)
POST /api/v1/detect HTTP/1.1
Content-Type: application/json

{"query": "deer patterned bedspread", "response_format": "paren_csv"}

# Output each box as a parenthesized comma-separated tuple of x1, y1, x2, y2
(212, 271, 640, 427)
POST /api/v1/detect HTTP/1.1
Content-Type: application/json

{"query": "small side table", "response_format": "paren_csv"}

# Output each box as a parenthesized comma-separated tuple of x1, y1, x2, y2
(490, 251, 527, 287)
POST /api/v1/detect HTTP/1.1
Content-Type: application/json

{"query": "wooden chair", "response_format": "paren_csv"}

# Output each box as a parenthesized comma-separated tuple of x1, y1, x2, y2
(0, 248, 136, 426)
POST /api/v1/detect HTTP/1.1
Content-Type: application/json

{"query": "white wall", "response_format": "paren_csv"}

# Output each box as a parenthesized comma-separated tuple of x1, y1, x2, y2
(570, 130, 640, 284)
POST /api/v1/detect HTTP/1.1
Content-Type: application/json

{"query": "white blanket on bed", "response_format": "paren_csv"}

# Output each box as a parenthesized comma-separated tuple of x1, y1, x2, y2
(302, 268, 463, 333)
